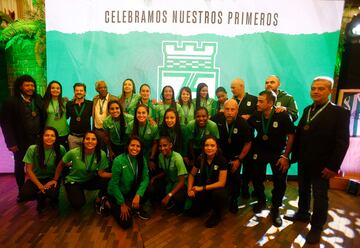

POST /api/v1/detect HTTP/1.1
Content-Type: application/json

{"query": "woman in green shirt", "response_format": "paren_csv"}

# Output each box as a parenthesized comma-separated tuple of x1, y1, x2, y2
(138, 83, 157, 122)
(119, 78, 140, 115)
(43, 81, 69, 149)
(194, 83, 216, 118)
(108, 136, 150, 229)
(150, 136, 187, 212)
(20, 127, 66, 212)
(49, 131, 111, 210)
(156, 85, 185, 124)
(103, 100, 133, 160)
(215, 86, 228, 113)
(178, 86, 195, 125)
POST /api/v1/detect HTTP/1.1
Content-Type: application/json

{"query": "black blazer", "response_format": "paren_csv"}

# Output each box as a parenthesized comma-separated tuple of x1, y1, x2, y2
(292, 102, 350, 174)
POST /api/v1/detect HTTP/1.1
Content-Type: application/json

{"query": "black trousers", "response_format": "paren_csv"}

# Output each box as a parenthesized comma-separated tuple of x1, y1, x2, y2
(227, 163, 241, 201)
(14, 150, 27, 191)
(298, 164, 329, 229)
(109, 192, 147, 229)
(241, 156, 253, 194)
(64, 176, 109, 210)
(251, 153, 288, 208)
(20, 178, 59, 202)
(150, 177, 187, 210)
(189, 188, 227, 216)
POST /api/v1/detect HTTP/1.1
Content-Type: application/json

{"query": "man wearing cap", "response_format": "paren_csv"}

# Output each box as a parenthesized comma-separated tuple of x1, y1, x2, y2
(284, 76, 350, 244)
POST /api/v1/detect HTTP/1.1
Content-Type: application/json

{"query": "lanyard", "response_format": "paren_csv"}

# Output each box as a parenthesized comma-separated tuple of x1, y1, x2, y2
(169, 129, 177, 147)
(261, 108, 275, 135)
(125, 94, 134, 112)
(225, 120, 236, 142)
(44, 149, 54, 166)
(127, 155, 138, 179)
(205, 162, 213, 184)
(139, 121, 149, 138)
(99, 97, 107, 115)
(164, 151, 173, 171)
(306, 101, 330, 124)
(50, 99, 60, 117)
(85, 153, 95, 171)
(112, 118, 121, 140)
(196, 126, 206, 140)
(74, 102, 86, 118)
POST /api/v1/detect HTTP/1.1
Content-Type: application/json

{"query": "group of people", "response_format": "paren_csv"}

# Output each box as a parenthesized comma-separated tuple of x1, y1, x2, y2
(0, 74, 350, 244)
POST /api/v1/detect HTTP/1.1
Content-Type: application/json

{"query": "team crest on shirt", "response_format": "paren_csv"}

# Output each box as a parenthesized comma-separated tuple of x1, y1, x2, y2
(247, 101, 251, 106)
(205, 130, 210, 135)
(146, 129, 151, 134)
(276, 102, 281, 107)
(233, 128, 238, 134)
(214, 165, 219, 170)
(273, 121, 278, 128)
(253, 154, 258, 160)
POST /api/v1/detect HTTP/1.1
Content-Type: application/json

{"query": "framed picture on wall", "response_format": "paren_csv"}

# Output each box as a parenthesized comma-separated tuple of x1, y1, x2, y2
(337, 89, 360, 137)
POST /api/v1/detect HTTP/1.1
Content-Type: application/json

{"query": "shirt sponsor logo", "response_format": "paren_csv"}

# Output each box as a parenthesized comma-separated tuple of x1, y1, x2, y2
(273, 121, 278, 128)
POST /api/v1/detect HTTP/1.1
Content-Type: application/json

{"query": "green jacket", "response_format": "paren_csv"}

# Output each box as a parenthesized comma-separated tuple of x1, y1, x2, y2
(108, 153, 149, 205)
(276, 90, 298, 122)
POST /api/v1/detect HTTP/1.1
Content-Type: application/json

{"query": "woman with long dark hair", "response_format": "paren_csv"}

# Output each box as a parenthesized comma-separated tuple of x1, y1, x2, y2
(49, 131, 111, 210)
(159, 108, 187, 156)
(20, 126, 66, 212)
(177, 86, 195, 125)
(103, 100, 133, 160)
(131, 104, 159, 171)
(119, 78, 140, 115)
(108, 136, 150, 229)
(43, 80, 69, 149)
(215, 86, 228, 113)
(187, 135, 228, 228)
(156, 85, 184, 124)
(194, 83, 216, 117)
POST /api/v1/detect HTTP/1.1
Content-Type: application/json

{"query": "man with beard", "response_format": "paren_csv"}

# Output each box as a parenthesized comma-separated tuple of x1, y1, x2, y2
(66, 83, 93, 149)
(265, 75, 298, 122)
(92, 80, 118, 149)
(1, 75, 45, 201)
(215, 99, 252, 213)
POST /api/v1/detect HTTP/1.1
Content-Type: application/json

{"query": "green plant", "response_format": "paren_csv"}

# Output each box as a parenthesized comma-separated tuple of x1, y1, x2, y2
(0, 0, 45, 66)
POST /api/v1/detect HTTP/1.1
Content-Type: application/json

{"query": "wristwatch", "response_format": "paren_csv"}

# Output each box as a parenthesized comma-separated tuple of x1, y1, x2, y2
(168, 192, 173, 197)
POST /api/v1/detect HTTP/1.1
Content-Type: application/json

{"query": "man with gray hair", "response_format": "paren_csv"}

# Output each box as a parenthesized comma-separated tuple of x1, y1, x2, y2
(285, 76, 350, 244)
(92, 80, 118, 149)
(265, 75, 298, 121)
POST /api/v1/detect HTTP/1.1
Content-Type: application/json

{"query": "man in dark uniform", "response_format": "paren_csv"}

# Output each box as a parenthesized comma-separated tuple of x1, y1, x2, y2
(248, 90, 295, 227)
(284, 76, 350, 244)
(265, 75, 298, 122)
(0, 75, 45, 201)
(230, 78, 258, 199)
(66, 82, 93, 149)
(216, 99, 252, 213)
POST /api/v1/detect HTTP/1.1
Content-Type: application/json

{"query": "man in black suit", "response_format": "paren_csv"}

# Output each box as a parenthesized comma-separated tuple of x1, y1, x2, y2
(285, 76, 350, 244)
(0, 75, 45, 201)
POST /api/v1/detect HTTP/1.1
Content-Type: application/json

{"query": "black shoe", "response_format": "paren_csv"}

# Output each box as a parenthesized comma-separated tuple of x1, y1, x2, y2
(94, 199, 102, 215)
(166, 201, 175, 210)
(135, 208, 150, 220)
(284, 212, 311, 223)
(99, 196, 110, 216)
(253, 202, 266, 214)
(229, 200, 239, 214)
(270, 208, 282, 227)
(205, 213, 221, 228)
(306, 228, 322, 244)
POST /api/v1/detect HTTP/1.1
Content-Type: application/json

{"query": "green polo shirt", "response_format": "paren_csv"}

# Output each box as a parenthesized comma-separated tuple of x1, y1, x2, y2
(121, 93, 141, 116)
(156, 103, 185, 125)
(103, 113, 133, 145)
(62, 147, 109, 183)
(180, 102, 195, 126)
(129, 119, 159, 157)
(193, 98, 217, 117)
(186, 119, 219, 149)
(45, 99, 70, 137)
(108, 153, 149, 205)
(158, 151, 187, 193)
(23, 144, 66, 179)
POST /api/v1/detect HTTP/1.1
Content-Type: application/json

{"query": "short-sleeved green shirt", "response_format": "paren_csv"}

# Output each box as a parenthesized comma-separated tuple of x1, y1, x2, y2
(186, 119, 219, 149)
(103, 113, 133, 145)
(62, 147, 109, 183)
(156, 103, 185, 125)
(129, 120, 159, 157)
(108, 153, 149, 205)
(193, 98, 217, 117)
(45, 99, 70, 137)
(158, 151, 187, 192)
(121, 94, 141, 116)
(23, 144, 66, 179)
(179, 102, 195, 126)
